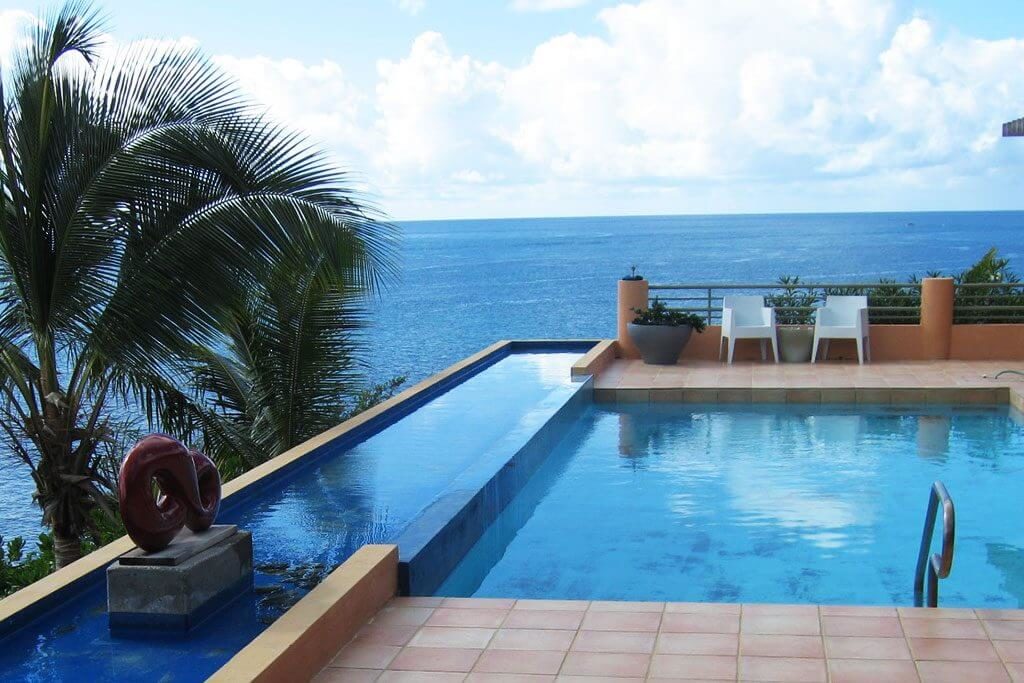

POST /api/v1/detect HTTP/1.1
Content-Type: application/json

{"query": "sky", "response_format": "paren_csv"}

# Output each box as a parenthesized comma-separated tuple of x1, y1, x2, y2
(1, 0, 1024, 220)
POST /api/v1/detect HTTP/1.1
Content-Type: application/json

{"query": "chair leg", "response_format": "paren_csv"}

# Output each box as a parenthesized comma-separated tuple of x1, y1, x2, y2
(719, 335, 726, 362)
(856, 336, 864, 365)
(811, 332, 819, 362)
(760, 339, 767, 361)
(822, 340, 830, 361)
(772, 330, 780, 363)
(864, 336, 871, 363)
(728, 338, 736, 364)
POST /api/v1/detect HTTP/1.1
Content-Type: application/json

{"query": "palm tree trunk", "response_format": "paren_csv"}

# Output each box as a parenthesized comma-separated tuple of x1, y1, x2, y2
(52, 529, 82, 568)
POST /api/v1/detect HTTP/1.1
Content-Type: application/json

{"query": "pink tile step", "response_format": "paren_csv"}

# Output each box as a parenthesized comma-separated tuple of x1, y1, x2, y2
(473, 649, 565, 675)
(559, 651, 650, 678)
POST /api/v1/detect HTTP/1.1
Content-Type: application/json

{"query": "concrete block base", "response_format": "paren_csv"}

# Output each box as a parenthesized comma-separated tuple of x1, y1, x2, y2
(107, 529, 253, 635)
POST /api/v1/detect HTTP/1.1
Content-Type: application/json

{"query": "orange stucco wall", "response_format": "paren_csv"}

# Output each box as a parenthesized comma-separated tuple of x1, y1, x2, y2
(951, 325, 1024, 360)
(676, 325, 928, 362)
(920, 278, 954, 359)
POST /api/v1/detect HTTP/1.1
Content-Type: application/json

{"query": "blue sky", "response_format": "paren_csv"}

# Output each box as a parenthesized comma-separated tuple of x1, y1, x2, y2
(2, 1, 1024, 220)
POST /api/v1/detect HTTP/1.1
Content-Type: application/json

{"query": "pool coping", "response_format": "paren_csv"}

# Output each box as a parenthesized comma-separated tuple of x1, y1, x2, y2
(209, 544, 398, 683)
(0, 339, 598, 639)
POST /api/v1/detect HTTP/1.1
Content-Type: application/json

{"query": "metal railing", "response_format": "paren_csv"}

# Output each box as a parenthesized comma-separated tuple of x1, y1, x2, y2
(914, 481, 956, 608)
(954, 282, 1024, 323)
(648, 282, 922, 325)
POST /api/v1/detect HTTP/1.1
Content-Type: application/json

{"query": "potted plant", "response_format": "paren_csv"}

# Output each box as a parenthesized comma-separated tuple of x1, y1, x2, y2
(622, 264, 644, 281)
(628, 297, 706, 365)
(767, 276, 819, 362)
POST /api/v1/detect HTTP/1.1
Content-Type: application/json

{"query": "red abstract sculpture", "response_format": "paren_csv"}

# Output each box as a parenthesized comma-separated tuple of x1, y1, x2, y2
(118, 434, 222, 552)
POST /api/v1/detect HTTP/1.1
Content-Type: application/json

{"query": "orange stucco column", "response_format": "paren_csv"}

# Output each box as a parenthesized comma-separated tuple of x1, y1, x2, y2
(920, 277, 954, 360)
(617, 279, 649, 359)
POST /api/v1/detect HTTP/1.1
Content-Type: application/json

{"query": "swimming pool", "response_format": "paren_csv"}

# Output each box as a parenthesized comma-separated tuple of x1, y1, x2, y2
(0, 346, 590, 682)
(439, 402, 1024, 608)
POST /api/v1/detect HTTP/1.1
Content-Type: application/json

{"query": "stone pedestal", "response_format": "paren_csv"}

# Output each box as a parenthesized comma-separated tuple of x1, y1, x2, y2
(107, 525, 253, 635)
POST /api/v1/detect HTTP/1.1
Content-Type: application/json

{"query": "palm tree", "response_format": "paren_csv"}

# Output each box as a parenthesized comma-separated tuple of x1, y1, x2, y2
(184, 258, 405, 479)
(0, 3, 396, 567)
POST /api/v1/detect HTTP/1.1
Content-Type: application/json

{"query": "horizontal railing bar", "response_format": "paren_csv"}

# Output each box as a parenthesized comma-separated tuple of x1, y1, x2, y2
(662, 305, 922, 311)
(956, 299, 1024, 303)
(650, 283, 922, 290)
(653, 295, 924, 301)
(953, 305, 1024, 311)
(955, 282, 1024, 288)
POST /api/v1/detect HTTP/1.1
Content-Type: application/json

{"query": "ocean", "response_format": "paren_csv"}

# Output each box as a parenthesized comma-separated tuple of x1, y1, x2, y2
(3, 210, 1024, 542)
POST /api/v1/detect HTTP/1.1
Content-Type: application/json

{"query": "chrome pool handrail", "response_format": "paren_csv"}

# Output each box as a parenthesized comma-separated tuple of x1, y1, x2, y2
(914, 481, 956, 608)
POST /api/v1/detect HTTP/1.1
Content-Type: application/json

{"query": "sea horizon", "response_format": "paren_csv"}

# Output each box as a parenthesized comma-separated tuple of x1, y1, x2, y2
(395, 207, 1024, 225)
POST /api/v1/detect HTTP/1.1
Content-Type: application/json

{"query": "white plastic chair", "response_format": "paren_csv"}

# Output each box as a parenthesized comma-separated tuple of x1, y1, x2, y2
(811, 295, 870, 364)
(720, 295, 779, 364)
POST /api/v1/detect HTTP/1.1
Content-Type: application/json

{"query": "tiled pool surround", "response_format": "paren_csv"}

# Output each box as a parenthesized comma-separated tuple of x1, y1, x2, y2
(319, 597, 1024, 682)
(594, 358, 1024, 406)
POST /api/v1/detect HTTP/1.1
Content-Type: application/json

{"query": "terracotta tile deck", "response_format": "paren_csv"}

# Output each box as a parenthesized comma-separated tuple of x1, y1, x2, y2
(318, 598, 1024, 681)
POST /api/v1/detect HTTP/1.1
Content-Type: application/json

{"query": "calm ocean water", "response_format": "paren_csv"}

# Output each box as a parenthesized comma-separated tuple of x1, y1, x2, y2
(3, 210, 1024, 542)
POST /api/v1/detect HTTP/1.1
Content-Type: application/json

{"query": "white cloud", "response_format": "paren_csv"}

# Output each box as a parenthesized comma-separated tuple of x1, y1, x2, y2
(215, 54, 369, 156)
(0, 9, 36, 68)
(396, 0, 426, 16)
(373, 32, 505, 177)
(5, 1, 1024, 219)
(211, 1, 1024, 215)
(511, 0, 591, 11)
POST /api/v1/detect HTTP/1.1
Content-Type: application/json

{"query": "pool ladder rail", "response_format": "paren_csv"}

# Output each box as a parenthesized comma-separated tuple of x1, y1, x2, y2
(914, 481, 956, 608)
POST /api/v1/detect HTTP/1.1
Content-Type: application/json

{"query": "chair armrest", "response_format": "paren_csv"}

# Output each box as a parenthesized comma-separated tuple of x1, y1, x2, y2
(762, 307, 775, 326)
(859, 307, 870, 332)
(722, 307, 733, 332)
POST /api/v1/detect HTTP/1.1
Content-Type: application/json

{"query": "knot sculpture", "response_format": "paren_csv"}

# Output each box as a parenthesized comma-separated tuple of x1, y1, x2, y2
(118, 434, 222, 553)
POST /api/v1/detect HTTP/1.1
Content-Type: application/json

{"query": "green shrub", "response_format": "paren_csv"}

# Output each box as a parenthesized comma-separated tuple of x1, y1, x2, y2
(632, 297, 707, 332)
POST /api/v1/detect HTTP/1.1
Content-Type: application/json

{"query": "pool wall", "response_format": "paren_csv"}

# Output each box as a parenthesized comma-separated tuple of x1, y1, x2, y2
(397, 375, 593, 595)
(595, 384, 1014, 405)
(210, 544, 398, 683)
(0, 339, 596, 641)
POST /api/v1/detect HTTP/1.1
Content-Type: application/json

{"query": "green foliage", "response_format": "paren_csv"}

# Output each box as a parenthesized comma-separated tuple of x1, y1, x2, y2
(0, 514, 124, 597)
(343, 376, 408, 420)
(632, 297, 707, 332)
(622, 264, 644, 281)
(952, 248, 1022, 323)
(0, 534, 54, 597)
(825, 279, 922, 324)
(178, 257, 409, 479)
(0, 1, 396, 567)
(765, 248, 1019, 325)
(767, 276, 819, 325)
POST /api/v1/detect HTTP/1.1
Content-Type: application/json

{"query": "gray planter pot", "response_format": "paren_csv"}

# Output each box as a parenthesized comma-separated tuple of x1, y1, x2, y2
(628, 323, 694, 365)
(778, 325, 814, 363)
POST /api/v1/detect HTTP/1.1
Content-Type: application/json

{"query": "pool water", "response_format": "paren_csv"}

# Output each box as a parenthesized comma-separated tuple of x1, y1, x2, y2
(0, 350, 585, 682)
(439, 402, 1024, 608)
